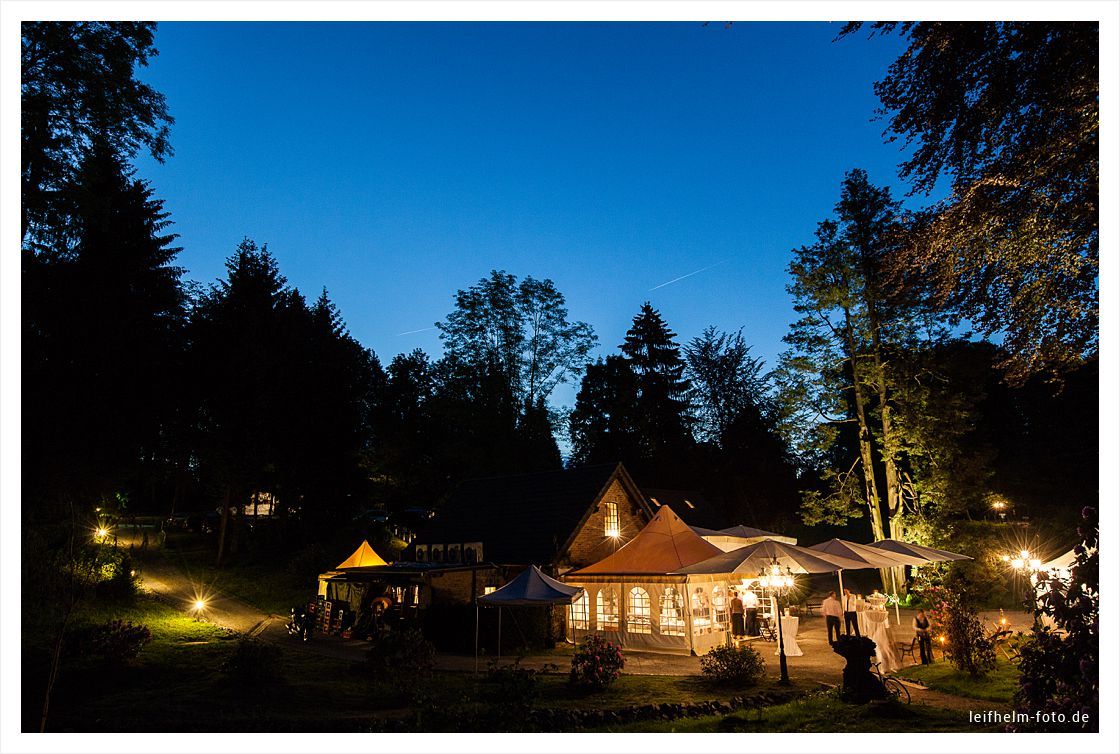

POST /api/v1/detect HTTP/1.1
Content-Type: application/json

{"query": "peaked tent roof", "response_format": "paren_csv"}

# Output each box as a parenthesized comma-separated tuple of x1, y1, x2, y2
(868, 539, 971, 564)
(808, 538, 915, 568)
(477, 565, 583, 606)
(1041, 549, 1077, 572)
(413, 463, 652, 565)
(571, 505, 722, 575)
(336, 540, 389, 569)
(675, 539, 870, 575)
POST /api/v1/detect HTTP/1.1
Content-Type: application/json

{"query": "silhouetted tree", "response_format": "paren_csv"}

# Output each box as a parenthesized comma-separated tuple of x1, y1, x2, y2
(23, 142, 185, 516)
(843, 22, 1098, 383)
(22, 22, 172, 241)
(569, 355, 642, 468)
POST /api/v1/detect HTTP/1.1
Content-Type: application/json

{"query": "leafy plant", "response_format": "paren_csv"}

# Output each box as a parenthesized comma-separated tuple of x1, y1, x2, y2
(66, 619, 152, 662)
(364, 628, 435, 683)
(941, 591, 996, 678)
(1011, 506, 1098, 731)
(568, 634, 624, 692)
(700, 643, 766, 687)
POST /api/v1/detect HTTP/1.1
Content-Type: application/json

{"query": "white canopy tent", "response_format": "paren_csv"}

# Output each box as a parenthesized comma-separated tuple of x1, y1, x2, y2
(866, 539, 971, 622)
(691, 525, 797, 552)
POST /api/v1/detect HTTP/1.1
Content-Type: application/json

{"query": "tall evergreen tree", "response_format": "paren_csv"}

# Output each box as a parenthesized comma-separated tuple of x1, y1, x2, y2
(569, 355, 642, 468)
(23, 142, 185, 514)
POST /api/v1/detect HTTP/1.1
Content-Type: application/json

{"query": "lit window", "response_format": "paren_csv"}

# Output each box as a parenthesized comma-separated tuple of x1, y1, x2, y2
(483, 586, 497, 595)
(597, 587, 620, 631)
(712, 585, 729, 630)
(660, 586, 686, 636)
(571, 589, 590, 630)
(603, 502, 620, 537)
(627, 587, 651, 634)
(691, 586, 712, 634)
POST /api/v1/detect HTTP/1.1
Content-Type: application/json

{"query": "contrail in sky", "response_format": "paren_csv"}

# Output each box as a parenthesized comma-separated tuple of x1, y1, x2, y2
(648, 261, 726, 291)
(396, 326, 436, 336)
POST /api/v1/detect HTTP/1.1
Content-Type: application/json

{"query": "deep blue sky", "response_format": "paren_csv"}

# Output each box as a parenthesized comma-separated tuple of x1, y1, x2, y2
(134, 22, 917, 410)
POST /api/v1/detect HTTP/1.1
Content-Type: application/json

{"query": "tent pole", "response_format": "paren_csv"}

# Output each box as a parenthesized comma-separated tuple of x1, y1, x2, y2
(890, 568, 901, 625)
(474, 604, 479, 674)
(837, 569, 845, 601)
(498, 606, 502, 661)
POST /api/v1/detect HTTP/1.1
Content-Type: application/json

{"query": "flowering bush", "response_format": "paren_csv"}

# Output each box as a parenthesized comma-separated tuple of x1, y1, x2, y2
(941, 591, 996, 677)
(569, 634, 624, 692)
(1011, 506, 1098, 731)
(700, 643, 765, 687)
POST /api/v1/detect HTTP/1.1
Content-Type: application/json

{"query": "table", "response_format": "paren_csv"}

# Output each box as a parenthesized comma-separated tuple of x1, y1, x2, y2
(863, 608, 901, 673)
(775, 615, 802, 657)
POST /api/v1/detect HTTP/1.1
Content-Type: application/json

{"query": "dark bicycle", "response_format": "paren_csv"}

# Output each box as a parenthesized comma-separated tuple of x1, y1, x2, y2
(871, 661, 911, 704)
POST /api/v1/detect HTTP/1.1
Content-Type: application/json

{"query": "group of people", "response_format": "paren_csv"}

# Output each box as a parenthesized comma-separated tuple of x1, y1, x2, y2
(821, 588, 933, 664)
(729, 588, 761, 638)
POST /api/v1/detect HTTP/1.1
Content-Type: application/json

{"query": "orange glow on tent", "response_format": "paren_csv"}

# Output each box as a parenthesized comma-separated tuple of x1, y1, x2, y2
(336, 540, 389, 569)
(571, 506, 721, 575)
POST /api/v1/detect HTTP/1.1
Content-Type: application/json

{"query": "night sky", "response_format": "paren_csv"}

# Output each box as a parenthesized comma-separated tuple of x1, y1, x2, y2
(133, 21, 922, 410)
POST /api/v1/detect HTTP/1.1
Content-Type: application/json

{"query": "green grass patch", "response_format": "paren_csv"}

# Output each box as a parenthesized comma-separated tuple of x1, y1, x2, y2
(592, 691, 1002, 733)
(151, 541, 316, 616)
(901, 657, 1019, 704)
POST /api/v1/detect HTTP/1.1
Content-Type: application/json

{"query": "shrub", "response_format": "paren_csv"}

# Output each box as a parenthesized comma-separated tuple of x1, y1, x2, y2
(1011, 506, 1098, 731)
(220, 638, 284, 683)
(365, 627, 435, 683)
(568, 634, 624, 692)
(66, 619, 152, 662)
(700, 642, 766, 687)
(941, 591, 996, 678)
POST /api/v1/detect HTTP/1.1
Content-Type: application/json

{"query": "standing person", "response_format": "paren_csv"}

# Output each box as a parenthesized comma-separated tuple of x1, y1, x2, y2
(822, 591, 843, 644)
(843, 588, 860, 636)
(743, 589, 760, 636)
(913, 609, 933, 664)
(730, 589, 745, 638)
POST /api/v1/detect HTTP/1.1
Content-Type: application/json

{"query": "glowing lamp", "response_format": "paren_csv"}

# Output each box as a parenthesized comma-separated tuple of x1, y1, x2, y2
(95, 527, 108, 539)
(938, 635, 946, 645)
(1011, 558, 1024, 569)
(1019, 550, 1030, 560)
(605, 527, 620, 539)
(1000, 555, 1010, 562)
(193, 599, 206, 612)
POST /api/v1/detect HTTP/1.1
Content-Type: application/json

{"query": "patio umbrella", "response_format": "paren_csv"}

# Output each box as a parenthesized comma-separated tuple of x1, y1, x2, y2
(868, 539, 971, 622)
(674, 539, 870, 576)
(808, 538, 916, 622)
(868, 539, 972, 563)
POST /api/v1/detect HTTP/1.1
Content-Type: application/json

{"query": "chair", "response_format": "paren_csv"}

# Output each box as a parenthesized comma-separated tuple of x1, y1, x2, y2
(757, 616, 778, 642)
(804, 602, 822, 616)
(897, 636, 917, 664)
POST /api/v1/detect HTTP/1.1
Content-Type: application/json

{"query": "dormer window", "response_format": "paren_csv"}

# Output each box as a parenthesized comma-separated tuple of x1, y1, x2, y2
(603, 501, 620, 538)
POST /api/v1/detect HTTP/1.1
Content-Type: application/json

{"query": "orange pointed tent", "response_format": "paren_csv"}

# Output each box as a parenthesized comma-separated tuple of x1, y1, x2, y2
(572, 505, 721, 575)
(336, 540, 389, 569)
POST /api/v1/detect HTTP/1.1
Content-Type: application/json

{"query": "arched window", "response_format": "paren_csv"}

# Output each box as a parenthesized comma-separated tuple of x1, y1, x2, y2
(597, 587, 620, 631)
(660, 586, 685, 636)
(627, 587, 651, 634)
(447, 544, 461, 563)
(691, 585, 712, 634)
(571, 589, 590, 630)
(415, 545, 428, 562)
(712, 585, 729, 630)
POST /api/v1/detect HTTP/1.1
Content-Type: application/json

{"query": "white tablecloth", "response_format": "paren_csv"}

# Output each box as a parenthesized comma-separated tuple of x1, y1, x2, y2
(775, 615, 802, 657)
(863, 608, 900, 673)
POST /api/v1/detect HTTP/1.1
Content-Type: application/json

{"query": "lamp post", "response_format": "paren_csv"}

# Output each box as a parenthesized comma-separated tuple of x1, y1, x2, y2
(759, 559, 794, 686)
(1002, 549, 1043, 610)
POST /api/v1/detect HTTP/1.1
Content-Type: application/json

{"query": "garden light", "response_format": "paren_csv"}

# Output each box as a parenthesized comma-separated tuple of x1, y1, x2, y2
(192, 599, 207, 612)
(1019, 550, 1030, 560)
(1011, 558, 1024, 569)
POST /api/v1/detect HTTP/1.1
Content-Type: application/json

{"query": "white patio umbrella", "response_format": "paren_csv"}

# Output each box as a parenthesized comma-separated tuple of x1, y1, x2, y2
(675, 539, 870, 576)
(808, 538, 916, 622)
(868, 539, 972, 622)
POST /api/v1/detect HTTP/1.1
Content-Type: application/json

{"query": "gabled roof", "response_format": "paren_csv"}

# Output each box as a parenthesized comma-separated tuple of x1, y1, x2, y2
(413, 463, 651, 565)
(336, 540, 389, 569)
(571, 505, 722, 575)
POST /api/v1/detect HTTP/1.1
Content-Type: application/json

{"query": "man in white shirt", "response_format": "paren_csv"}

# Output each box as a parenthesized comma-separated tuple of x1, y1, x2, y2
(821, 591, 843, 644)
(843, 588, 861, 637)
(742, 589, 760, 636)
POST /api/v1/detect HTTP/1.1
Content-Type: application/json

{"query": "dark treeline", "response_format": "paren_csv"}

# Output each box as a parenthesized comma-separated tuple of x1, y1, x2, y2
(22, 22, 1097, 567)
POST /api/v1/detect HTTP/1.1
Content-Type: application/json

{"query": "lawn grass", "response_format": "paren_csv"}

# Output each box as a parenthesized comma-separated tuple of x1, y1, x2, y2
(901, 657, 1020, 704)
(152, 537, 316, 616)
(591, 691, 1003, 733)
